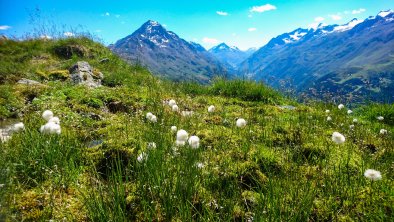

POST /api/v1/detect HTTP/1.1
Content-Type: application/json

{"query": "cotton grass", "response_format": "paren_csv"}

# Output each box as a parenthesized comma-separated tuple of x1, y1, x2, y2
(12, 122, 25, 132)
(208, 105, 215, 113)
(364, 169, 382, 181)
(188, 135, 200, 149)
(332, 132, 345, 144)
(236, 118, 247, 128)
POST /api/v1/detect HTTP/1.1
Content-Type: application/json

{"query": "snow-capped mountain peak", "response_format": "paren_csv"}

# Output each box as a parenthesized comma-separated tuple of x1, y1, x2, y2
(378, 9, 393, 18)
(334, 18, 364, 32)
(209, 43, 241, 52)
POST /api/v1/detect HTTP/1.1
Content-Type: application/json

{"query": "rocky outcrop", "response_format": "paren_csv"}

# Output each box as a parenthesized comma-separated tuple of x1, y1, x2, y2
(17, 78, 41, 85)
(69, 61, 103, 87)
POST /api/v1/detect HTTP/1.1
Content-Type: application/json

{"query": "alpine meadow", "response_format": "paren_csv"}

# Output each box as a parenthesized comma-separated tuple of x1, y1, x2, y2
(0, 1, 394, 221)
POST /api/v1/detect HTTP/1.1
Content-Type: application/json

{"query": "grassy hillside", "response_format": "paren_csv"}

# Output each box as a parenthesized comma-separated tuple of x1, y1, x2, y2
(0, 37, 393, 221)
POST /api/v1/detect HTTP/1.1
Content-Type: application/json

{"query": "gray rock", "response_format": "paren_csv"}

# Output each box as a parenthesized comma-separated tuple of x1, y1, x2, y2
(17, 78, 41, 85)
(99, 58, 110, 63)
(69, 61, 103, 87)
(278, 105, 296, 110)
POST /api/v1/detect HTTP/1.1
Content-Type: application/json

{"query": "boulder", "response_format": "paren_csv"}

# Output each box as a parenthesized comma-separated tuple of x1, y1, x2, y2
(17, 78, 41, 85)
(69, 61, 103, 87)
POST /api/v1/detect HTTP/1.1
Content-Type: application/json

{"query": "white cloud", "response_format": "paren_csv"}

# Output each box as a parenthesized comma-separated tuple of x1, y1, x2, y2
(250, 4, 277, 13)
(329, 14, 342, 20)
(0, 25, 11, 30)
(315, 17, 325, 22)
(64, 32, 74, 37)
(352, 8, 366, 14)
(95, 29, 102, 33)
(344, 10, 350, 14)
(202, 37, 219, 44)
(105, 12, 110, 16)
(216, 11, 228, 16)
(248, 27, 257, 32)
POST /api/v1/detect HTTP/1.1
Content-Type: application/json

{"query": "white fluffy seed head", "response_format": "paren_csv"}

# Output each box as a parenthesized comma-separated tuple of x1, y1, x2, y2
(147, 142, 156, 149)
(176, 129, 188, 142)
(150, 115, 157, 123)
(48, 116, 60, 125)
(13, 122, 25, 132)
(168, 99, 176, 107)
(327, 116, 332, 121)
(332, 132, 345, 144)
(377, 116, 384, 121)
(338, 104, 345, 110)
(380, 129, 388, 135)
(40, 122, 61, 135)
(146, 112, 153, 120)
(181, 111, 193, 117)
(137, 152, 147, 163)
(236, 118, 247, 128)
(353, 118, 358, 123)
(208, 105, 215, 113)
(172, 105, 179, 112)
(347, 110, 353, 114)
(364, 169, 382, 181)
(42, 110, 54, 121)
(171, 126, 177, 132)
(325, 110, 330, 113)
(175, 140, 186, 147)
(188, 135, 200, 149)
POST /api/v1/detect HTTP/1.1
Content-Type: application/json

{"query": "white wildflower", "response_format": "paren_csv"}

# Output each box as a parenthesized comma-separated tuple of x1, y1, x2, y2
(181, 111, 193, 117)
(338, 104, 345, 110)
(176, 129, 188, 142)
(208, 105, 215, 113)
(48, 116, 60, 125)
(380, 129, 388, 135)
(332, 132, 345, 144)
(196, 162, 204, 169)
(137, 152, 147, 163)
(171, 126, 177, 132)
(146, 112, 153, 120)
(347, 110, 353, 114)
(147, 142, 156, 149)
(150, 115, 157, 123)
(353, 118, 358, 123)
(236, 118, 247, 128)
(42, 110, 54, 121)
(325, 110, 330, 113)
(172, 105, 179, 112)
(349, 125, 355, 130)
(327, 116, 332, 121)
(168, 99, 176, 107)
(188, 135, 200, 149)
(175, 140, 186, 147)
(377, 116, 384, 121)
(12, 122, 25, 132)
(40, 122, 61, 135)
(364, 169, 382, 181)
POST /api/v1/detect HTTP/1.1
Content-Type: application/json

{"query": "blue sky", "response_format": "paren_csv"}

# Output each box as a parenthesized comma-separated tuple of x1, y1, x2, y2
(1, 0, 393, 50)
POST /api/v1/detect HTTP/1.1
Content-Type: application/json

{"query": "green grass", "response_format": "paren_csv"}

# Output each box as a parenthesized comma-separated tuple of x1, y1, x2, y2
(0, 37, 393, 221)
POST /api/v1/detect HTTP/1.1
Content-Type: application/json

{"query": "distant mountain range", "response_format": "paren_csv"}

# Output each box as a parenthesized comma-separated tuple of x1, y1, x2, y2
(208, 43, 256, 68)
(110, 10, 394, 102)
(239, 9, 394, 102)
(110, 20, 229, 83)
